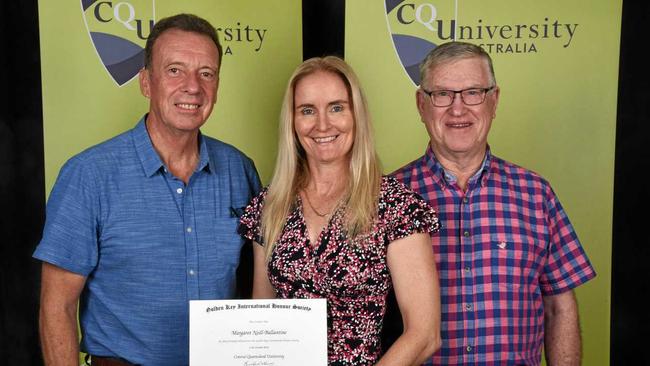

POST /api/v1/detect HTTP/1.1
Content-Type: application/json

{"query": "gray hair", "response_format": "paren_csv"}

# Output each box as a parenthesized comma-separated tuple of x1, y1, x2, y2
(419, 41, 496, 88)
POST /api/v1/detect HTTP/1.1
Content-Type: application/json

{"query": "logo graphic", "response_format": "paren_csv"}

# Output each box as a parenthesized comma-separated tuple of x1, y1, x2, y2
(385, 0, 458, 86)
(386, 0, 579, 86)
(81, 0, 155, 86)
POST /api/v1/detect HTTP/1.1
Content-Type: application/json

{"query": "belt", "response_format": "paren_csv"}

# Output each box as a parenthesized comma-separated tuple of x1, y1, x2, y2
(88, 355, 136, 366)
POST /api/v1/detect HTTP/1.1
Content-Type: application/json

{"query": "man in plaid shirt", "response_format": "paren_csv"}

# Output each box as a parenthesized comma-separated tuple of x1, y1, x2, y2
(392, 42, 596, 366)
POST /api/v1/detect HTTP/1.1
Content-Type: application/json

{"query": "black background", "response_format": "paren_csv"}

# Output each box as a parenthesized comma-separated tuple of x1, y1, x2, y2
(0, 0, 646, 364)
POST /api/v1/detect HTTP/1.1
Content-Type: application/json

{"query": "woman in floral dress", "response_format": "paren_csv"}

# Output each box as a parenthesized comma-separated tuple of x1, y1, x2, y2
(239, 56, 441, 365)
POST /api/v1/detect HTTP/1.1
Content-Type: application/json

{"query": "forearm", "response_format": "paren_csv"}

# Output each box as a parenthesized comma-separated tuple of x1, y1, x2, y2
(544, 292, 581, 366)
(39, 263, 86, 366)
(39, 304, 81, 366)
(376, 329, 440, 366)
(380, 233, 441, 365)
(252, 242, 277, 299)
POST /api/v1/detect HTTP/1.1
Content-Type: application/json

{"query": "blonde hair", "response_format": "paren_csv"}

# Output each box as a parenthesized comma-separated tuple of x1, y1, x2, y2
(261, 56, 382, 258)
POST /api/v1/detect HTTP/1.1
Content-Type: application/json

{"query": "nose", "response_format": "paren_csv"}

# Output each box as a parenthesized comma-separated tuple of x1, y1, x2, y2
(449, 92, 466, 116)
(182, 72, 200, 94)
(315, 111, 329, 131)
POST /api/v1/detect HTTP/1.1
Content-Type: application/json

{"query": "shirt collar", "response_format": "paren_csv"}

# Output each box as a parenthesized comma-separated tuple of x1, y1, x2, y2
(132, 115, 212, 178)
(424, 144, 492, 188)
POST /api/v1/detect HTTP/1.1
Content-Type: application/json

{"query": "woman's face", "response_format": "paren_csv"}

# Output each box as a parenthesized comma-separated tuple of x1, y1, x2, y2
(293, 70, 355, 168)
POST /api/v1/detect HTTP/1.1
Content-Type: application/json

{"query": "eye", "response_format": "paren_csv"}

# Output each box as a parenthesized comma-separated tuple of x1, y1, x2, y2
(330, 104, 344, 113)
(168, 67, 180, 75)
(201, 71, 215, 79)
(300, 107, 315, 115)
(433, 90, 451, 97)
(464, 88, 482, 96)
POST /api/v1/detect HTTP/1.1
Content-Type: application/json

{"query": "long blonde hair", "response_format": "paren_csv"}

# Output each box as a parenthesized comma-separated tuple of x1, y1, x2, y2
(261, 56, 382, 258)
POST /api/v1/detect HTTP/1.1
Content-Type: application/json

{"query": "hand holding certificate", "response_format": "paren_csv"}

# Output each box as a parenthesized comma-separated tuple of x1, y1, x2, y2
(190, 298, 327, 366)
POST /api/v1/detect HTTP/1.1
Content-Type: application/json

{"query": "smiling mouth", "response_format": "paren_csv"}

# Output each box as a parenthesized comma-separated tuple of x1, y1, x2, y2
(447, 122, 472, 128)
(313, 135, 338, 143)
(176, 103, 200, 110)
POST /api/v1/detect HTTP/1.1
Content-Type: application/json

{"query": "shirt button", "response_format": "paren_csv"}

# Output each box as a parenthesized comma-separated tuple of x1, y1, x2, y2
(462, 197, 469, 204)
(463, 231, 470, 237)
(176, 188, 183, 194)
(466, 345, 472, 352)
(465, 303, 472, 310)
(186, 227, 192, 233)
(189, 269, 195, 275)
(464, 266, 471, 272)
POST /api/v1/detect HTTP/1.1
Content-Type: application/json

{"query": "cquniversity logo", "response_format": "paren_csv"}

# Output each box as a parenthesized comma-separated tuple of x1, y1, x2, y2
(385, 0, 457, 86)
(81, 0, 155, 86)
(387, 0, 580, 86)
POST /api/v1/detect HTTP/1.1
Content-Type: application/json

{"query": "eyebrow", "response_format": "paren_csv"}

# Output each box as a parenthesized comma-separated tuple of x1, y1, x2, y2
(328, 99, 349, 106)
(164, 61, 218, 71)
(295, 103, 315, 110)
(295, 100, 349, 109)
(431, 84, 486, 90)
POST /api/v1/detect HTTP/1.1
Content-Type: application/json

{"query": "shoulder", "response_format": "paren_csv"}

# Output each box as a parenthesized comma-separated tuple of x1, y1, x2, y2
(381, 175, 412, 195)
(59, 130, 133, 176)
(378, 176, 440, 237)
(244, 186, 270, 212)
(239, 186, 270, 230)
(252, 186, 270, 203)
(203, 135, 254, 164)
(390, 155, 426, 183)
(490, 154, 553, 192)
(202, 135, 261, 190)
(379, 175, 432, 210)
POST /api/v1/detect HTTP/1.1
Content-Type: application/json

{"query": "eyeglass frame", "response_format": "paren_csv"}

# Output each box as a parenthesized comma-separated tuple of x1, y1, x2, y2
(420, 86, 496, 107)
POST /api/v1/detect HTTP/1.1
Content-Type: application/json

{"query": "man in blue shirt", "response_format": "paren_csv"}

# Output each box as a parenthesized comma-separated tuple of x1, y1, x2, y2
(33, 14, 261, 365)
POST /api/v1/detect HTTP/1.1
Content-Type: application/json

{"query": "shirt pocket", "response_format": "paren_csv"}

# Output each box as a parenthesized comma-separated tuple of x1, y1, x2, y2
(490, 233, 536, 291)
(213, 217, 244, 283)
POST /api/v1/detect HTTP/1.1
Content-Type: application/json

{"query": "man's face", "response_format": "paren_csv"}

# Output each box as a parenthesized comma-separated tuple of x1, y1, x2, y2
(417, 57, 499, 160)
(139, 29, 220, 134)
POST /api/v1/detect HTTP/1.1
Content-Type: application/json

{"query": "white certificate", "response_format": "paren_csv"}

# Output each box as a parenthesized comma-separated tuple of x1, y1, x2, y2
(190, 298, 327, 366)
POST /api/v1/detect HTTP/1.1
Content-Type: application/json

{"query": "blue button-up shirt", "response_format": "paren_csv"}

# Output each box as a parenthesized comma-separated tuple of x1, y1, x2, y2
(33, 117, 261, 365)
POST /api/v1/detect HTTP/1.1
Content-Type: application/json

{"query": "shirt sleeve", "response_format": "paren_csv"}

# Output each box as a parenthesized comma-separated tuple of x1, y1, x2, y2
(539, 184, 596, 295)
(238, 188, 268, 244)
(32, 155, 100, 276)
(244, 156, 262, 197)
(382, 177, 440, 244)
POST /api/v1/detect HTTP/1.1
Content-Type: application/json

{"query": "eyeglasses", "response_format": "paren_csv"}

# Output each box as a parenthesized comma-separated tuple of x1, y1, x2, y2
(421, 86, 495, 107)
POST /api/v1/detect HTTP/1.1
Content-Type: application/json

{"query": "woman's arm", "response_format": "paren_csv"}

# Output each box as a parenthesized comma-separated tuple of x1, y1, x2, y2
(251, 242, 277, 299)
(377, 232, 441, 366)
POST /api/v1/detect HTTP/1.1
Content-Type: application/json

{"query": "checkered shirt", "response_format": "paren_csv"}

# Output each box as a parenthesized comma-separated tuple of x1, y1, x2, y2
(392, 145, 596, 366)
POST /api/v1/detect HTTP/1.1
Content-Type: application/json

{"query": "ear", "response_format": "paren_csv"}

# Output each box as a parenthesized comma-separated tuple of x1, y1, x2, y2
(416, 89, 428, 121)
(139, 68, 151, 98)
(212, 75, 220, 105)
(490, 85, 500, 118)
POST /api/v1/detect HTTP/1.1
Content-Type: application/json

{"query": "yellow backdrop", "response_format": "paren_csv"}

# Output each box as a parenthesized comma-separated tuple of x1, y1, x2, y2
(346, 1, 619, 365)
(40, 0, 303, 191)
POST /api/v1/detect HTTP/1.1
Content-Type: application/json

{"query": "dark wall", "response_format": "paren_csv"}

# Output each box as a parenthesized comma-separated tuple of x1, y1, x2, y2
(0, 0, 646, 364)
(610, 2, 650, 365)
(0, 0, 45, 364)
(302, 0, 345, 59)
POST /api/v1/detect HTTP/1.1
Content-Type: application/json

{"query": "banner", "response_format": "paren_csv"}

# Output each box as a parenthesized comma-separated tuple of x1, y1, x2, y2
(39, 0, 303, 191)
(346, 1, 621, 364)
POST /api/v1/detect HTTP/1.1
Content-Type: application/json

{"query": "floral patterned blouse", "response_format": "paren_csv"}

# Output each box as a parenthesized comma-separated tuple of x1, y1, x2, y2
(239, 176, 439, 365)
